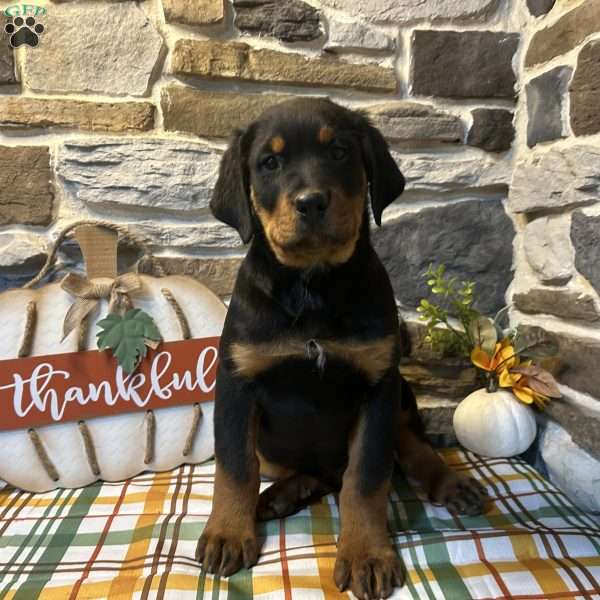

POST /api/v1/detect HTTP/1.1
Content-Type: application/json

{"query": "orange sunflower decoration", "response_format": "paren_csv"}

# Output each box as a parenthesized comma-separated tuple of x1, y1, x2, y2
(470, 339, 561, 409)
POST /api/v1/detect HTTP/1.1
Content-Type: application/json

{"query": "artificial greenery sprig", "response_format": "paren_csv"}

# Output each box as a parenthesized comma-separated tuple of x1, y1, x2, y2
(417, 264, 479, 357)
(417, 264, 561, 409)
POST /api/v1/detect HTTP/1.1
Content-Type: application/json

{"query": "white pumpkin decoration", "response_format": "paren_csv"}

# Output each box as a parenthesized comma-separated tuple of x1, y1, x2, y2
(0, 222, 226, 492)
(453, 388, 537, 458)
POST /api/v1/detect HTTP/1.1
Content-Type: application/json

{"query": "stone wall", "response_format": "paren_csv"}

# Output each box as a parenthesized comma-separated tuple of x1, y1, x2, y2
(0, 0, 598, 511)
(0, 0, 519, 297)
(509, 0, 600, 515)
(0, 0, 521, 387)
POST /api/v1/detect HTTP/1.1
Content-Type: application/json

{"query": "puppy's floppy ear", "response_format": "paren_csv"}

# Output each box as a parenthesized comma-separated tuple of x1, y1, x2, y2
(210, 128, 254, 243)
(356, 114, 405, 226)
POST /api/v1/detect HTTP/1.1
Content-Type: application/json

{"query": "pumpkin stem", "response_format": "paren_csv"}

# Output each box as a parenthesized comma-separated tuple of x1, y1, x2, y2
(486, 373, 498, 393)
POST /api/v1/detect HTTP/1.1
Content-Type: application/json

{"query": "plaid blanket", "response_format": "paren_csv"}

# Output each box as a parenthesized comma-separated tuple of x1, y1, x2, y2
(0, 449, 598, 599)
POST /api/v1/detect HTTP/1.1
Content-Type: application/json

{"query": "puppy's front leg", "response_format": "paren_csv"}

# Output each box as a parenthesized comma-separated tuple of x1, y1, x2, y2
(335, 370, 405, 600)
(196, 365, 260, 576)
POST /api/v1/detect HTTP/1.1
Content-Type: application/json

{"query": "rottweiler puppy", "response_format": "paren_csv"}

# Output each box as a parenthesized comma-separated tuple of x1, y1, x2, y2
(198, 97, 487, 599)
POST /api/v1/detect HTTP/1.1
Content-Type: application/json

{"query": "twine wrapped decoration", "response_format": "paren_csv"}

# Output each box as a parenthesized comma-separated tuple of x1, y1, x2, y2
(61, 272, 141, 341)
(0, 221, 227, 493)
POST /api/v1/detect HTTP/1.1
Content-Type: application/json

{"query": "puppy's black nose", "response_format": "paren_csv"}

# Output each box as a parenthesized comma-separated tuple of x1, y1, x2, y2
(295, 192, 330, 221)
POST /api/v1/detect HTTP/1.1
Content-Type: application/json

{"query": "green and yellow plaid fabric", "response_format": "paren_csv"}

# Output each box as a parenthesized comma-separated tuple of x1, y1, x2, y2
(0, 449, 598, 599)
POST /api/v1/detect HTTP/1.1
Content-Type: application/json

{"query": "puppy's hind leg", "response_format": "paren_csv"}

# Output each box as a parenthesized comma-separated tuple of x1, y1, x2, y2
(395, 377, 488, 516)
(257, 474, 333, 521)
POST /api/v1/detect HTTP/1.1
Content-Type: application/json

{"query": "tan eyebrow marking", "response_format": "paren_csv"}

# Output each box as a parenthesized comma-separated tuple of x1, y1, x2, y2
(270, 136, 285, 153)
(318, 126, 334, 144)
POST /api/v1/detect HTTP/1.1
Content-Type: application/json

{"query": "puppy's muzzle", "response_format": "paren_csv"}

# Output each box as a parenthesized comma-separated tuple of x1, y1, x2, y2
(295, 191, 330, 224)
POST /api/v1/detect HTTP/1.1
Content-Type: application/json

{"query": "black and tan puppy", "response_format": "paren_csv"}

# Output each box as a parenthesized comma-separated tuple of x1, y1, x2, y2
(197, 98, 486, 599)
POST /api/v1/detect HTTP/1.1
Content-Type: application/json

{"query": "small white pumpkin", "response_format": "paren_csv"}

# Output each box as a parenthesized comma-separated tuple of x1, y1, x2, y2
(453, 388, 537, 458)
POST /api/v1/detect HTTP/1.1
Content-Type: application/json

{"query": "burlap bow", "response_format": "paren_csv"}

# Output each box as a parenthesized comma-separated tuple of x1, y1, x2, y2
(61, 272, 141, 342)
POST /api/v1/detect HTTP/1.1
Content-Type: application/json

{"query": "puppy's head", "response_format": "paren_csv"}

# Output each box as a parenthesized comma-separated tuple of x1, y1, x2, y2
(210, 98, 404, 269)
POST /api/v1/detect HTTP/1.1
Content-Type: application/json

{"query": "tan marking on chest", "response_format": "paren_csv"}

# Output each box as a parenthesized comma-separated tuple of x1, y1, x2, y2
(230, 335, 396, 384)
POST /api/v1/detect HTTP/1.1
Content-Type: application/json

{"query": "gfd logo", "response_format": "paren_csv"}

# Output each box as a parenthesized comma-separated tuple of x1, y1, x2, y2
(3, 3, 46, 48)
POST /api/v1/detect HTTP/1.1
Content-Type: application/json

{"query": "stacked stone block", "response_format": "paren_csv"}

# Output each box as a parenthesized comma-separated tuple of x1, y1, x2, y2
(510, 0, 600, 514)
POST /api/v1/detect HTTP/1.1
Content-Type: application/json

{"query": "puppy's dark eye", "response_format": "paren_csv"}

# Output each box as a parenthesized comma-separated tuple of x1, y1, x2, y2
(261, 155, 280, 171)
(330, 145, 348, 161)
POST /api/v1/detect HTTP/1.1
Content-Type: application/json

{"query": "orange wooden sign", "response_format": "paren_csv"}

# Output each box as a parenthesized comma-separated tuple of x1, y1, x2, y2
(0, 337, 220, 431)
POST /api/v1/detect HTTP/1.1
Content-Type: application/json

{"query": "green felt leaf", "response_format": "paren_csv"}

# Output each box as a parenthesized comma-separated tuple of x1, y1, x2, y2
(96, 308, 162, 374)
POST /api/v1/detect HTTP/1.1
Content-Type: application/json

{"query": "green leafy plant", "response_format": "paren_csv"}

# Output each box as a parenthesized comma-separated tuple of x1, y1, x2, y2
(417, 264, 561, 409)
(416, 264, 480, 357)
(97, 308, 162, 374)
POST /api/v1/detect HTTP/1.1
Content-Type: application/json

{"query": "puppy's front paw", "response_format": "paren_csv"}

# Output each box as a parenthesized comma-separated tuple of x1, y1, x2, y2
(334, 546, 404, 600)
(196, 522, 258, 577)
(431, 470, 489, 516)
